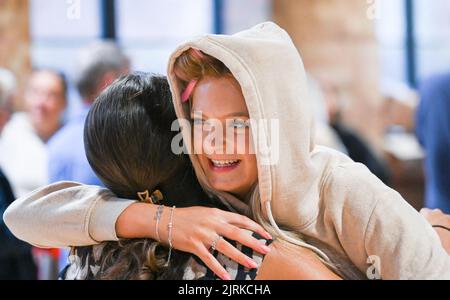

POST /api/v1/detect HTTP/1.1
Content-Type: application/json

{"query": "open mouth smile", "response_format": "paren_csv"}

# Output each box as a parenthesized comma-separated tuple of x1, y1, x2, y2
(209, 159, 241, 172)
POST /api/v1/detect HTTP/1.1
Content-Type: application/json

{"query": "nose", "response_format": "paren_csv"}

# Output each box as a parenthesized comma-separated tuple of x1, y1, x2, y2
(33, 97, 48, 110)
(203, 129, 226, 155)
(202, 123, 242, 156)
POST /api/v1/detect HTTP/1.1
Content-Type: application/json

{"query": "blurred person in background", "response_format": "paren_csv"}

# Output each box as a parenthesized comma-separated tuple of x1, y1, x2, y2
(0, 70, 14, 133)
(46, 41, 130, 275)
(318, 79, 392, 185)
(307, 74, 348, 154)
(0, 69, 67, 198)
(0, 68, 37, 280)
(47, 41, 130, 187)
(416, 73, 450, 214)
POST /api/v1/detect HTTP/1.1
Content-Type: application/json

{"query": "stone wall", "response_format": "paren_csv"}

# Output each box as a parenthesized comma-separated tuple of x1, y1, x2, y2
(0, 0, 31, 109)
(273, 0, 383, 149)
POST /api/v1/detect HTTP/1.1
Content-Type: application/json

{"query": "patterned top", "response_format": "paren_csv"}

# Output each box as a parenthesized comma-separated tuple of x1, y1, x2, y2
(60, 232, 272, 280)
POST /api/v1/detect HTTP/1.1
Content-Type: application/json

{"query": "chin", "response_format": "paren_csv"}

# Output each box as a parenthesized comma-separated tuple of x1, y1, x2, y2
(209, 180, 240, 194)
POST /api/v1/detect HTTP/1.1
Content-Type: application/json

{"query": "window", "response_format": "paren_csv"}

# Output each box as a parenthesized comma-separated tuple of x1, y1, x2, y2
(415, 0, 450, 82)
(375, 0, 450, 88)
(30, 0, 102, 117)
(375, 0, 407, 87)
(116, 0, 213, 74)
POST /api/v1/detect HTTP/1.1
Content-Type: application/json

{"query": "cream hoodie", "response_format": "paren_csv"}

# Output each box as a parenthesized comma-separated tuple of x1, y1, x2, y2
(4, 22, 450, 279)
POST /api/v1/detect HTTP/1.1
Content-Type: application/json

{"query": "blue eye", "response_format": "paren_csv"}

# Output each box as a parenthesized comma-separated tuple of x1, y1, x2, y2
(192, 119, 203, 126)
(230, 119, 249, 129)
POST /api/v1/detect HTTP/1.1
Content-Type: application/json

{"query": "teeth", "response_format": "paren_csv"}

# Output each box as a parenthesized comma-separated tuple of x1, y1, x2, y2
(211, 159, 240, 167)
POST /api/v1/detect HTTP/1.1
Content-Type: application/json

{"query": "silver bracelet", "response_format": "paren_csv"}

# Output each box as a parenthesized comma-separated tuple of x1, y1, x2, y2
(154, 205, 164, 242)
(165, 206, 176, 267)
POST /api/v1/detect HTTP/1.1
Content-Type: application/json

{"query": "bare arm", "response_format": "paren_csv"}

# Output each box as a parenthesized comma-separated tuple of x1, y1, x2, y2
(255, 241, 341, 280)
(421, 208, 450, 255)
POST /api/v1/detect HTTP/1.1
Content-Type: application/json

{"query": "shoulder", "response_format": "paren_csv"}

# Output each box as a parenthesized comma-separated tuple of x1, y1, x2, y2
(1, 113, 33, 138)
(256, 241, 341, 280)
(421, 72, 450, 92)
(318, 160, 402, 240)
(48, 121, 85, 157)
(323, 162, 391, 208)
(8, 112, 29, 127)
(49, 121, 84, 147)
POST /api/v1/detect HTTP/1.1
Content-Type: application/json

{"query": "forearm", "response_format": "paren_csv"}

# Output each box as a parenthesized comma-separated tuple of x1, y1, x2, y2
(3, 181, 135, 248)
(116, 202, 176, 246)
(116, 203, 157, 239)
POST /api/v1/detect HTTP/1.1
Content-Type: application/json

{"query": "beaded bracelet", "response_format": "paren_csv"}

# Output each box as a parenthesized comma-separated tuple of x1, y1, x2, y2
(165, 206, 176, 267)
(154, 205, 164, 242)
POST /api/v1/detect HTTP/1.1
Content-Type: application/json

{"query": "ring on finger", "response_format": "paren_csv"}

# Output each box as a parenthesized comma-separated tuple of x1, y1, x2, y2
(210, 235, 222, 253)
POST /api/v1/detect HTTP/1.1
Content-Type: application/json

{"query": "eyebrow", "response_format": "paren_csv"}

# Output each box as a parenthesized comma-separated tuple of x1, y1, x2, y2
(190, 112, 249, 119)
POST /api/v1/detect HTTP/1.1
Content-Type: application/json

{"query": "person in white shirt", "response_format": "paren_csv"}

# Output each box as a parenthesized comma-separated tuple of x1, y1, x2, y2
(0, 69, 67, 198)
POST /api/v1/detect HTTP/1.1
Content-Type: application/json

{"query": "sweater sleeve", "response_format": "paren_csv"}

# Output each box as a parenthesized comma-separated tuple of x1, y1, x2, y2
(324, 163, 450, 280)
(2, 181, 136, 248)
(364, 189, 450, 279)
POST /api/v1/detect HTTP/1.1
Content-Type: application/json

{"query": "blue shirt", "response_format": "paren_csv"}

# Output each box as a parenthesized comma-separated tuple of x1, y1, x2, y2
(416, 73, 450, 213)
(48, 105, 103, 186)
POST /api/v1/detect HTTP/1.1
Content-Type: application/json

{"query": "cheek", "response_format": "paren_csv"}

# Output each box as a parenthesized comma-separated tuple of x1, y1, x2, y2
(243, 154, 258, 181)
(49, 100, 64, 114)
(192, 128, 204, 154)
(231, 130, 254, 154)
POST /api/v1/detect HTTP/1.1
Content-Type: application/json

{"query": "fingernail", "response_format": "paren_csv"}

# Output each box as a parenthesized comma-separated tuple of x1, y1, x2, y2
(264, 232, 273, 240)
(261, 245, 271, 253)
(222, 273, 231, 281)
(247, 259, 258, 269)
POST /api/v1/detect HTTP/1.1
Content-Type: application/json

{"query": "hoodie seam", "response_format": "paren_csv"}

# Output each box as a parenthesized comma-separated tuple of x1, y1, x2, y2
(83, 189, 111, 244)
(362, 196, 382, 255)
(319, 165, 336, 202)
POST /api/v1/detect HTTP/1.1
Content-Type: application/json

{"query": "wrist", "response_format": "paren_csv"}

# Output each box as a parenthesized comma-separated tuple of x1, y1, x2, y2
(116, 202, 158, 239)
(158, 206, 172, 246)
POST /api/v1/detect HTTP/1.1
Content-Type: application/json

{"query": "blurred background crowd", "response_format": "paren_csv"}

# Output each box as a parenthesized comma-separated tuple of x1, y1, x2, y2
(0, 0, 449, 280)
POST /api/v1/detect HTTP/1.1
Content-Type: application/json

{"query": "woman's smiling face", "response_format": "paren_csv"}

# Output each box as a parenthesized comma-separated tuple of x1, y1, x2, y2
(190, 76, 258, 200)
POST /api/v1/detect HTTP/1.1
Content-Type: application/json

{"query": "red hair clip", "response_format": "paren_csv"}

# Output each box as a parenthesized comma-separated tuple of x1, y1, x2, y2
(191, 48, 204, 59)
(180, 48, 204, 103)
(181, 79, 198, 102)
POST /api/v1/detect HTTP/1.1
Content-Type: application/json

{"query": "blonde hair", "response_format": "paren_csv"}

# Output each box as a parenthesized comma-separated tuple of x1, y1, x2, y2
(174, 48, 231, 84)
(174, 49, 362, 279)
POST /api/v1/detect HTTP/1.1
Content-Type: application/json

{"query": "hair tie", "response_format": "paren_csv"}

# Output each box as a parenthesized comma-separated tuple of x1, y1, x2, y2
(137, 190, 163, 204)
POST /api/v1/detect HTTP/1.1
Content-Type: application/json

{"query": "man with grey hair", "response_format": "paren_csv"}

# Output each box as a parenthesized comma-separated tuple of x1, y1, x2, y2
(75, 41, 131, 104)
(48, 41, 130, 186)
